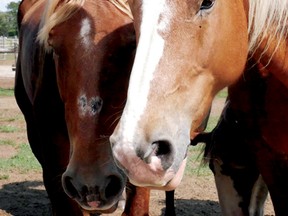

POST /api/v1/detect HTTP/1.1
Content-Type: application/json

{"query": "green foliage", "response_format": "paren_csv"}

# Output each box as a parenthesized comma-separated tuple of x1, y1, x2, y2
(0, 12, 9, 36)
(7, 1, 19, 14)
(0, 1, 20, 36)
(7, 1, 19, 36)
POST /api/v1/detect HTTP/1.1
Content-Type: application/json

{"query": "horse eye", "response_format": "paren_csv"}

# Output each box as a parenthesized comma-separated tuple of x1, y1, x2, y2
(200, 0, 215, 10)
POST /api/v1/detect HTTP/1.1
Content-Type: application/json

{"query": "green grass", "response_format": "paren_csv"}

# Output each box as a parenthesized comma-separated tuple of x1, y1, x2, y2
(0, 125, 19, 133)
(0, 139, 16, 146)
(0, 114, 25, 123)
(216, 88, 228, 98)
(3, 117, 18, 122)
(205, 116, 220, 132)
(0, 174, 9, 180)
(0, 87, 41, 175)
(186, 144, 211, 177)
(0, 88, 14, 96)
(0, 143, 41, 173)
(185, 115, 219, 177)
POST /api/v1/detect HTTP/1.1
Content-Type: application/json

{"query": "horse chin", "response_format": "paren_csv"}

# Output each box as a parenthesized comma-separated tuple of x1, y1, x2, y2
(147, 157, 187, 191)
(78, 200, 119, 214)
(127, 157, 187, 191)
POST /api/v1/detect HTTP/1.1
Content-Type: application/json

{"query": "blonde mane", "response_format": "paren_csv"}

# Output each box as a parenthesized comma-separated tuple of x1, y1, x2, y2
(37, 0, 132, 51)
(248, 0, 288, 57)
(37, 0, 85, 50)
(108, 0, 133, 20)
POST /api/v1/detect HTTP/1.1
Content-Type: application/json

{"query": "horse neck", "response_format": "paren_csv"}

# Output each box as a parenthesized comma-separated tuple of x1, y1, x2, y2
(247, 0, 288, 87)
(252, 35, 288, 88)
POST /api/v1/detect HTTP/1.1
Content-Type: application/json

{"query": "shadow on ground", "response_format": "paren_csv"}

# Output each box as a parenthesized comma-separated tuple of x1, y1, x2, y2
(0, 181, 51, 216)
(0, 180, 221, 216)
(160, 198, 221, 216)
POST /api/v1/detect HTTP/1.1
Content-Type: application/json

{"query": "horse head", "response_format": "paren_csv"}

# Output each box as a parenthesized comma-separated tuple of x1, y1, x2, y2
(38, 0, 135, 211)
(111, 0, 249, 189)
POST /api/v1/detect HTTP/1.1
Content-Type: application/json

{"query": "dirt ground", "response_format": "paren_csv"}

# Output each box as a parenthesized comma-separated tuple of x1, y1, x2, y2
(0, 67, 275, 216)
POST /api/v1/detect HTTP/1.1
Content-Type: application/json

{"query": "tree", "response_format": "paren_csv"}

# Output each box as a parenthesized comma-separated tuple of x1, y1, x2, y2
(0, 1, 20, 37)
(6, 1, 20, 36)
(0, 12, 9, 36)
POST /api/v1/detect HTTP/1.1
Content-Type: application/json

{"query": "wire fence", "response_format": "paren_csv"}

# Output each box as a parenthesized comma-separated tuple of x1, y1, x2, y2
(0, 36, 18, 62)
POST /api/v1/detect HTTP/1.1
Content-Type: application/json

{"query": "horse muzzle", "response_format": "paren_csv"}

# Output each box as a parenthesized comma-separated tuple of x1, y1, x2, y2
(111, 133, 188, 190)
(61, 167, 126, 212)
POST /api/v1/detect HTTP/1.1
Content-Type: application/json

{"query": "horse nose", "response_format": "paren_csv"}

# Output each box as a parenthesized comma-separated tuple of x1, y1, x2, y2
(136, 140, 174, 170)
(62, 172, 124, 209)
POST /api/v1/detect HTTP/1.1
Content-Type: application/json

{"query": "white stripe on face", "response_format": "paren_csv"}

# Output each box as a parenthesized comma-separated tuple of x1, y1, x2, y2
(120, 0, 171, 141)
(80, 18, 91, 47)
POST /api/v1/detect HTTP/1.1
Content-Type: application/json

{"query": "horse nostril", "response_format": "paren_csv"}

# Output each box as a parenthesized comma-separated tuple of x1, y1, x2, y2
(104, 175, 123, 200)
(153, 140, 172, 157)
(62, 175, 81, 200)
(153, 140, 174, 170)
(137, 140, 174, 170)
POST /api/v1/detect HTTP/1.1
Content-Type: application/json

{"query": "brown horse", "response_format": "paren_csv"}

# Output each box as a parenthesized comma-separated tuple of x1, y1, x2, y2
(110, 0, 288, 214)
(15, 0, 139, 214)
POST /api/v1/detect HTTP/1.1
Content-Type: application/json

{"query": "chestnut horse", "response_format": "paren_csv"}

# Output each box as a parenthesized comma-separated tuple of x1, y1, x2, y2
(15, 0, 144, 215)
(111, 0, 288, 214)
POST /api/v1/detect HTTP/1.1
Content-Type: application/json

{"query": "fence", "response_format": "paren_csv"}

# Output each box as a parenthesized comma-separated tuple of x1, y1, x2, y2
(0, 36, 18, 62)
(0, 37, 18, 71)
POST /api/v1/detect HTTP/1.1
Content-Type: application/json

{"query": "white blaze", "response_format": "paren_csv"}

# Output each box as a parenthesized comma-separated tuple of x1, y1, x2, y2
(80, 18, 91, 47)
(120, 0, 171, 141)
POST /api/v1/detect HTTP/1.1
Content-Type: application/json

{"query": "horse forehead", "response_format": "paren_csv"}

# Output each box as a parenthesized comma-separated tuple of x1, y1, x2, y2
(130, 0, 173, 92)
(79, 17, 92, 47)
(141, 0, 172, 24)
(78, 94, 103, 117)
(80, 18, 91, 36)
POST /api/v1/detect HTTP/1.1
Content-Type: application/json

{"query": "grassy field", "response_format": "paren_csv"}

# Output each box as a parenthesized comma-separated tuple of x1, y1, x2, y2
(0, 87, 41, 177)
(0, 88, 13, 96)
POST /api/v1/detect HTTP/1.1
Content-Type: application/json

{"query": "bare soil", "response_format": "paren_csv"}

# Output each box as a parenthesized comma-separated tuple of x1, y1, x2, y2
(0, 68, 275, 216)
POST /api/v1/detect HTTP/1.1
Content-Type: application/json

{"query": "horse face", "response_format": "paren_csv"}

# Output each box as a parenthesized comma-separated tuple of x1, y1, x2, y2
(47, 2, 134, 212)
(111, 0, 249, 189)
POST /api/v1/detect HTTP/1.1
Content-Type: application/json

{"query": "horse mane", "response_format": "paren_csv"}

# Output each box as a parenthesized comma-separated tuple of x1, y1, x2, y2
(248, 0, 288, 58)
(37, 0, 132, 51)
(108, 0, 133, 20)
(37, 0, 85, 51)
